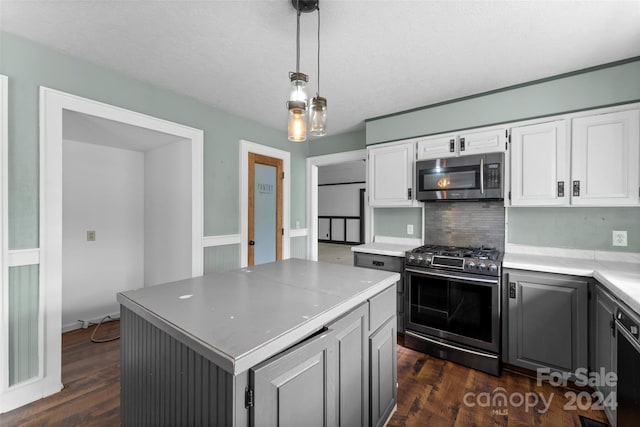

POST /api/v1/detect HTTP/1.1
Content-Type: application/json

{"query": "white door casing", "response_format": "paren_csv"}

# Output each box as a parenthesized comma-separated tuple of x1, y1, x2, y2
(0, 87, 205, 413)
(0, 75, 8, 412)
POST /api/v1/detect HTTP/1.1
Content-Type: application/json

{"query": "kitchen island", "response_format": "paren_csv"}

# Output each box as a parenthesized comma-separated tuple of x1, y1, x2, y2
(117, 258, 399, 427)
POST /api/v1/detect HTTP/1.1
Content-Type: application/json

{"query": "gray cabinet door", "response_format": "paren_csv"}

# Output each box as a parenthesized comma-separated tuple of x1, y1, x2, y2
(593, 284, 618, 426)
(354, 252, 405, 333)
(251, 329, 336, 427)
(329, 303, 369, 427)
(370, 317, 397, 427)
(506, 270, 588, 374)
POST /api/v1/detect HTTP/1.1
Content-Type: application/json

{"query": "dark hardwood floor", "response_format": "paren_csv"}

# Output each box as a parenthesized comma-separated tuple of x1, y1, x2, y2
(0, 323, 608, 426)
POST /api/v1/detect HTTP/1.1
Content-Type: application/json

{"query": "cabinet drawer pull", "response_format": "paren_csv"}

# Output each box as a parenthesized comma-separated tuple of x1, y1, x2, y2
(573, 180, 580, 197)
(557, 181, 564, 198)
(449, 139, 455, 152)
(460, 137, 465, 151)
(373, 261, 384, 267)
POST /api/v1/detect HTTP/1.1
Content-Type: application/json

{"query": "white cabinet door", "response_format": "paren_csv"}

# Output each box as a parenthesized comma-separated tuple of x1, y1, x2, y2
(368, 142, 414, 207)
(510, 120, 569, 206)
(416, 134, 457, 160)
(571, 109, 640, 206)
(460, 128, 507, 155)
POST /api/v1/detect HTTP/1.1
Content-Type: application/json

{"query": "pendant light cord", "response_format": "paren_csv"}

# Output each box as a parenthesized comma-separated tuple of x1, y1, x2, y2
(316, 5, 321, 97)
(296, 0, 301, 75)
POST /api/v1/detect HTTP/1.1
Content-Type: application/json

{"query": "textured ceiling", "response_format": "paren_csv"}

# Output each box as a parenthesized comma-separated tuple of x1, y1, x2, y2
(2, 0, 640, 138)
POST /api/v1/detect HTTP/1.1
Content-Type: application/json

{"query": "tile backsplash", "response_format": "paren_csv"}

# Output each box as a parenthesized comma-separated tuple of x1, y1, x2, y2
(423, 201, 505, 251)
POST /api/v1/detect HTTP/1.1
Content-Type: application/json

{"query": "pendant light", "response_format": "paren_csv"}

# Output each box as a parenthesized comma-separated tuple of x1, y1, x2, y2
(309, 4, 327, 136)
(287, 0, 327, 141)
(287, 0, 309, 142)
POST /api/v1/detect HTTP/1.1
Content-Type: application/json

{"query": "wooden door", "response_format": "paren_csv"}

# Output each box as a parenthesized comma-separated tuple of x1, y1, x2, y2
(248, 153, 283, 266)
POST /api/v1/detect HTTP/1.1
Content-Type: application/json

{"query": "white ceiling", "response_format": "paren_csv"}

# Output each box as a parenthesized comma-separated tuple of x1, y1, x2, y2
(63, 110, 186, 152)
(3, 1, 640, 138)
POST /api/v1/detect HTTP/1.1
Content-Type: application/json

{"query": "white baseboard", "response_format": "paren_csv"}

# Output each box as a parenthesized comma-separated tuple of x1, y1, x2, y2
(62, 311, 121, 333)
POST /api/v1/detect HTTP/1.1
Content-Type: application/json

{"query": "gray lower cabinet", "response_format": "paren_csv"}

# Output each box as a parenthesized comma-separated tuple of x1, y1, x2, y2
(504, 269, 588, 374)
(591, 283, 618, 427)
(251, 329, 337, 426)
(354, 252, 405, 333)
(370, 317, 397, 427)
(329, 303, 369, 427)
(250, 291, 396, 427)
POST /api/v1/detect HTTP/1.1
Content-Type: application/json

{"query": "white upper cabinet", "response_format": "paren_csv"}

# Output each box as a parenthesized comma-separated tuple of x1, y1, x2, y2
(416, 133, 457, 160)
(368, 141, 415, 207)
(460, 128, 507, 156)
(416, 127, 506, 160)
(571, 109, 640, 206)
(510, 120, 569, 206)
(508, 107, 640, 207)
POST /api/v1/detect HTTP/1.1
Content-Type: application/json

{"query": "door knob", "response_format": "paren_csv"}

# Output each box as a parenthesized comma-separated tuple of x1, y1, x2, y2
(249, 240, 255, 246)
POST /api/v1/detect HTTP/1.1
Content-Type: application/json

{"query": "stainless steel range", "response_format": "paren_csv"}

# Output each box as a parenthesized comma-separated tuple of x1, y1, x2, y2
(404, 244, 502, 376)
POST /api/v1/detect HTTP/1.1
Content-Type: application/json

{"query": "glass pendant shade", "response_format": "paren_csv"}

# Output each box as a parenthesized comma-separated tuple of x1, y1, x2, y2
(309, 96, 327, 136)
(289, 72, 308, 105)
(287, 101, 307, 142)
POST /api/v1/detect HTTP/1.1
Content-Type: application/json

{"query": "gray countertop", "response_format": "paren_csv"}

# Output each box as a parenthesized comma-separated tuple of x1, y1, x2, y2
(117, 258, 399, 375)
(351, 236, 422, 257)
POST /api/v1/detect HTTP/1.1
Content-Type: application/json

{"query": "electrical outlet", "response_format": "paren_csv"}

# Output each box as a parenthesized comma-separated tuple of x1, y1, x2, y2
(87, 230, 96, 241)
(407, 224, 414, 235)
(612, 230, 627, 247)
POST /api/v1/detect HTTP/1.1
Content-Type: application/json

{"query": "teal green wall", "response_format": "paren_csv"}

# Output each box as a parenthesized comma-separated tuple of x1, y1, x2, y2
(366, 59, 640, 145)
(374, 208, 422, 238)
(308, 129, 365, 157)
(508, 207, 640, 252)
(0, 32, 308, 249)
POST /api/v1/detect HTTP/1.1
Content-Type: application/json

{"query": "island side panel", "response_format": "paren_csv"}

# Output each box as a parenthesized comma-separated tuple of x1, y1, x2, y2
(120, 306, 234, 426)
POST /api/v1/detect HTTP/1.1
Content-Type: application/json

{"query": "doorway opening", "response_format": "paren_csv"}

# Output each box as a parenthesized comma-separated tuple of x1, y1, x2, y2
(21, 87, 204, 409)
(306, 150, 368, 262)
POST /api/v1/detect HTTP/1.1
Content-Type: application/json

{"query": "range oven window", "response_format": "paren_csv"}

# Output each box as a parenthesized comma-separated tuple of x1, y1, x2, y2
(418, 166, 479, 193)
(409, 273, 494, 344)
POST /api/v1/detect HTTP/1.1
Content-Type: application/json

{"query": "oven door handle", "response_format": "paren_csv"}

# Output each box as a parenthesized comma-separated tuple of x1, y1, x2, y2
(405, 268, 499, 284)
(480, 157, 484, 195)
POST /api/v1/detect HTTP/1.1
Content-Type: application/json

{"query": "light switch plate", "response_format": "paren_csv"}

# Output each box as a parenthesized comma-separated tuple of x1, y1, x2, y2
(612, 230, 627, 246)
(87, 230, 96, 241)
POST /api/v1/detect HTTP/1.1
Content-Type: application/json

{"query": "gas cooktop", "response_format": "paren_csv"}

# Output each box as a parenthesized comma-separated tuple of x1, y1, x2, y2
(405, 244, 503, 276)
(410, 244, 501, 260)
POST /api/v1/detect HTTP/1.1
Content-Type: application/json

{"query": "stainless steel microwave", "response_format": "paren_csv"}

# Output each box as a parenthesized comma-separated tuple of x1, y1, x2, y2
(416, 153, 504, 201)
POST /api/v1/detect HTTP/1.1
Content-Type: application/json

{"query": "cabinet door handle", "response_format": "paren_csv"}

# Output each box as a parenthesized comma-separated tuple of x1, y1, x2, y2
(373, 260, 384, 267)
(449, 139, 455, 152)
(611, 315, 616, 338)
(557, 181, 564, 198)
(573, 180, 580, 197)
(460, 137, 465, 151)
(407, 188, 412, 200)
(509, 282, 516, 299)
